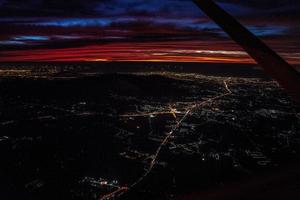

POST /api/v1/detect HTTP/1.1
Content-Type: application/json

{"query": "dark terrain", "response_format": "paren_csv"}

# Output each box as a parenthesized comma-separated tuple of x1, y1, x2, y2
(0, 63, 299, 200)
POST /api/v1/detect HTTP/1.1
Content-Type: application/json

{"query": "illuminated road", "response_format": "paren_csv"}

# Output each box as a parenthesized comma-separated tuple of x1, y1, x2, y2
(99, 78, 232, 200)
(119, 106, 180, 118)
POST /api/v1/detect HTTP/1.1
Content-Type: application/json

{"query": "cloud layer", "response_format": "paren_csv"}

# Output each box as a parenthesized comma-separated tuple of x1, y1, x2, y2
(0, 0, 299, 63)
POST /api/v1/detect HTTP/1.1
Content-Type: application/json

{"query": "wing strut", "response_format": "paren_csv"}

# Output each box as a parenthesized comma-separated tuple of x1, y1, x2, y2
(193, 0, 300, 104)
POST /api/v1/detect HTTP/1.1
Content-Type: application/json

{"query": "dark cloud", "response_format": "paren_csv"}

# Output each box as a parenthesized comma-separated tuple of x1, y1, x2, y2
(0, 0, 104, 16)
(0, 0, 204, 18)
(0, 0, 299, 63)
(217, 0, 300, 9)
(217, 0, 300, 20)
(1, 0, 299, 20)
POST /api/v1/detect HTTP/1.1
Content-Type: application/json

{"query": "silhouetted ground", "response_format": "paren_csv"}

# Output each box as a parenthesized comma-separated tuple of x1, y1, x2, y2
(0, 63, 299, 200)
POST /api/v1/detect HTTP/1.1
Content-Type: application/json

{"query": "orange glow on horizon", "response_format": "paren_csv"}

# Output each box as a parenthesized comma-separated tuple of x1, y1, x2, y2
(0, 41, 299, 64)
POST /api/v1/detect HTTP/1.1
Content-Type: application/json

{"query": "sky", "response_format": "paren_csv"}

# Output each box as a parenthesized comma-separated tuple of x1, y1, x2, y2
(0, 0, 299, 63)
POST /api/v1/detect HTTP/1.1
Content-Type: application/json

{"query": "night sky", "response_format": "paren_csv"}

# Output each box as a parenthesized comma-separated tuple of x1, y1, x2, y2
(0, 0, 299, 63)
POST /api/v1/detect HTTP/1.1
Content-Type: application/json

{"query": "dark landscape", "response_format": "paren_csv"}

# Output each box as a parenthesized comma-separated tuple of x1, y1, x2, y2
(0, 62, 299, 200)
